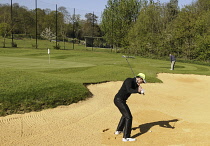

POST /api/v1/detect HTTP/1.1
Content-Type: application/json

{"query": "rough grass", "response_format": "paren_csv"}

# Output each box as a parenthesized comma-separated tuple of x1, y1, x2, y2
(0, 69, 91, 115)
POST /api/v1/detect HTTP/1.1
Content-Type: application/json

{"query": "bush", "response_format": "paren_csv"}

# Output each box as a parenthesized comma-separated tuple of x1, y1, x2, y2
(32, 44, 38, 48)
(11, 42, 17, 47)
(53, 44, 60, 49)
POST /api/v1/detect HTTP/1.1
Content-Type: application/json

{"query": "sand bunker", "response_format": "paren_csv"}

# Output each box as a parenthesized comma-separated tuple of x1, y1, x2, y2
(1, 73, 210, 145)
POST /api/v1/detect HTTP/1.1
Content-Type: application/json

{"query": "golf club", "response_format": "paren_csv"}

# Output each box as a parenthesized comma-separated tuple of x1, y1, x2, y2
(122, 55, 135, 77)
(122, 55, 145, 95)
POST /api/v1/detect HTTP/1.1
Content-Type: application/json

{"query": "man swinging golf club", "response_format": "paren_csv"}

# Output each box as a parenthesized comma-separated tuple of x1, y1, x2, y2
(114, 73, 146, 142)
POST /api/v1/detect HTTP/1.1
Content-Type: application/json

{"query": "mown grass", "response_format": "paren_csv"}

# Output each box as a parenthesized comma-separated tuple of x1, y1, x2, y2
(1, 39, 210, 116)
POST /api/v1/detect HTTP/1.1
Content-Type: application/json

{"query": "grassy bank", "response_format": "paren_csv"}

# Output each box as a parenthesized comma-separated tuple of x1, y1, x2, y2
(1, 45, 210, 116)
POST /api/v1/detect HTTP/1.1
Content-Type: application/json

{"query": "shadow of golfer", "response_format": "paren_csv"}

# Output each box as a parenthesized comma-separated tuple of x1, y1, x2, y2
(131, 119, 178, 138)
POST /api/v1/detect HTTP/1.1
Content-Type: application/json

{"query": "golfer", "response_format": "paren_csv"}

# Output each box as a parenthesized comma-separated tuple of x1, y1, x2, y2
(169, 54, 176, 70)
(114, 73, 146, 142)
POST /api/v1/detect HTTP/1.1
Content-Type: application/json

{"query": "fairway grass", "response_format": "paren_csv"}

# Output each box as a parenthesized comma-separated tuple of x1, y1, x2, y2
(1, 47, 210, 116)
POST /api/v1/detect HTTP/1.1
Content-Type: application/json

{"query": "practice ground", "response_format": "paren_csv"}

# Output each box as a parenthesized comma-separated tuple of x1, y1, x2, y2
(1, 73, 210, 146)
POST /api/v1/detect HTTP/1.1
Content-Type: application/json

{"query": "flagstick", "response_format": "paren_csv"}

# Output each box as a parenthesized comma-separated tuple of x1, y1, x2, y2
(49, 53, 50, 64)
(48, 49, 50, 64)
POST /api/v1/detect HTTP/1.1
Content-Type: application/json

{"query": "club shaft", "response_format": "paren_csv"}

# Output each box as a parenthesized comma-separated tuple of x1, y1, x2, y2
(125, 58, 135, 77)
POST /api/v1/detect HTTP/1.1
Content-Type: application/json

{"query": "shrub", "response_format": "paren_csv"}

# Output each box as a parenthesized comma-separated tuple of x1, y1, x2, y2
(11, 42, 17, 47)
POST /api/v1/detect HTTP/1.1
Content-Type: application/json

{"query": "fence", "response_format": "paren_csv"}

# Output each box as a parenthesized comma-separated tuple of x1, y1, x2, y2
(0, 0, 103, 49)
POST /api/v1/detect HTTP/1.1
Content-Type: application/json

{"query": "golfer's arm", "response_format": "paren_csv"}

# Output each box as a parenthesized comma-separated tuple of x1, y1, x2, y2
(125, 81, 139, 93)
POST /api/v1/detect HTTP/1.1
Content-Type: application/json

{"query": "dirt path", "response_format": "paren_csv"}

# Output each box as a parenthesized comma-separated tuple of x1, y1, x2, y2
(1, 73, 210, 146)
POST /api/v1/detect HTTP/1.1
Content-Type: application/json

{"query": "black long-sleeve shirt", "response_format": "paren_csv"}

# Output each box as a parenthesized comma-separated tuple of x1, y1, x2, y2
(115, 77, 139, 101)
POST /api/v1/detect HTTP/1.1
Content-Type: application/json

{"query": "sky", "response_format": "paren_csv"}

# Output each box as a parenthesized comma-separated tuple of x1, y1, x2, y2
(0, 0, 196, 14)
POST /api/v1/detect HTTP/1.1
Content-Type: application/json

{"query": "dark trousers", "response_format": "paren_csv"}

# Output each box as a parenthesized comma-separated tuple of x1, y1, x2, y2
(114, 97, 133, 138)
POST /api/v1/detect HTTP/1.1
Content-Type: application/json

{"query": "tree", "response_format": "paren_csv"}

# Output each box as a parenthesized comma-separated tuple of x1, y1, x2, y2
(101, 0, 144, 49)
(165, 0, 179, 23)
(82, 13, 101, 37)
(0, 4, 11, 24)
(127, 1, 165, 56)
(0, 23, 11, 47)
(40, 27, 55, 41)
(65, 14, 81, 39)
(58, 6, 69, 49)
(197, 0, 210, 12)
(15, 6, 34, 35)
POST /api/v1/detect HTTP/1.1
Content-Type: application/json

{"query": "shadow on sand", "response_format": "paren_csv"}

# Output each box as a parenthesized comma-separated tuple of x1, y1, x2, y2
(131, 119, 179, 138)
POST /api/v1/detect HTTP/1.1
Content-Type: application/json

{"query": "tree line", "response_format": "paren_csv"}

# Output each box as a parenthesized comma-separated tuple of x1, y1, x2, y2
(0, 0, 210, 62)
(0, 3, 102, 47)
(101, 0, 210, 62)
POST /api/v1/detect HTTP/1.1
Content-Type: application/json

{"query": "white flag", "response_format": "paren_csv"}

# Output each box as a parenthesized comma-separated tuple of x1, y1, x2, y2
(48, 49, 50, 54)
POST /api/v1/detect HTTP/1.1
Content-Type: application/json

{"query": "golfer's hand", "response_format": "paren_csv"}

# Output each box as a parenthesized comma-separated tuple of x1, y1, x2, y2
(138, 86, 145, 95)
(140, 89, 145, 95)
(138, 86, 142, 92)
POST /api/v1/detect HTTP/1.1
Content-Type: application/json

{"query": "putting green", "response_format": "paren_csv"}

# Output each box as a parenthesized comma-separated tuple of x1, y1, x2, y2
(0, 56, 95, 69)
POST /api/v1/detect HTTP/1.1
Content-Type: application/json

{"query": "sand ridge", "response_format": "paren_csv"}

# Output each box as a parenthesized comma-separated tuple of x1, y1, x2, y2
(1, 73, 210, 145)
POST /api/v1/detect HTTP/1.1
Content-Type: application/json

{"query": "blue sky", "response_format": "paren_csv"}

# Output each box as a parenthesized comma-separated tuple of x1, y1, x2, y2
(0, 0, 196, 13)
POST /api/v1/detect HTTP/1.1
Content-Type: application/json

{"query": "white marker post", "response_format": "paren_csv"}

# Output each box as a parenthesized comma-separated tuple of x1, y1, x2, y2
(48, 48, 50, 64)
